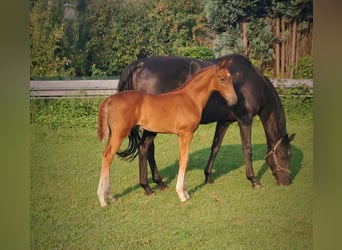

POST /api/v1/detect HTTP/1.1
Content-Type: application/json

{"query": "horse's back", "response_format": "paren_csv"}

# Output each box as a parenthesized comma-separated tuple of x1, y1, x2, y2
(120, 56, 210, 94)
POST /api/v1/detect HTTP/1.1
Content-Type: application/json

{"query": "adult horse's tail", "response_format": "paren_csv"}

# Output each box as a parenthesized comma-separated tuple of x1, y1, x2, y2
(97, 97, 141, 161)
(116, 126, 141, 161)
(117, 59, 144, 91)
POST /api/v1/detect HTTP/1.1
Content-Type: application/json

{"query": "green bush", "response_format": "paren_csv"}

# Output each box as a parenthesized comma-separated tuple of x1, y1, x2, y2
(30, 98, 103, 129)
(30, 90, 312, 130)
(176, 46, 214, 59)
(295, 54, 313, 79)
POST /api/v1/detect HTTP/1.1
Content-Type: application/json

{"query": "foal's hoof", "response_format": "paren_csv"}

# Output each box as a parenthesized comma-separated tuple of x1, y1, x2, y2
(178, 192, 190, 202)
(99, 200, 108, 207)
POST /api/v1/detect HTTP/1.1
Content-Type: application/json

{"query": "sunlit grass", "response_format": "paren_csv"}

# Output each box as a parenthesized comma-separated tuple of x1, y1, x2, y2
(30, 103, 312, 249)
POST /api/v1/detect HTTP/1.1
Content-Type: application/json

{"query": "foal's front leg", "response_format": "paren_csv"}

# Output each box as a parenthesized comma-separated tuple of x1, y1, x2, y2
(176, 133, 193, 202)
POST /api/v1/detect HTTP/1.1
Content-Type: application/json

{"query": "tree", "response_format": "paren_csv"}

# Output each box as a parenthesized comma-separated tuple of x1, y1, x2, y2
(30, 0, 76, 78)
(205, 0, 268, 55)
(270, 0, 313, 78)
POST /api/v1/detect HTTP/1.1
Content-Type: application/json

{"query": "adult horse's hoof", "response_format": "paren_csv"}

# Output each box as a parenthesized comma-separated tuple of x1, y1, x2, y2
(144, 190, 155, 196)
(204, 176, 214, 184)
(252, 182, 262, 189)
(157, 181, 168, 191)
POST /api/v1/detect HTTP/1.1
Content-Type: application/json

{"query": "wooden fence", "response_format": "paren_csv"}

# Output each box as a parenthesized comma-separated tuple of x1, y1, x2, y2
(30, 79, 313, 98)
(30, 80, 119, 98)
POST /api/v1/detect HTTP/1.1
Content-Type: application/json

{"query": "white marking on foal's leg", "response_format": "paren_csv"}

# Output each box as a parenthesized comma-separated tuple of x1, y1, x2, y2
(176, 172, 190, 202)
(97, 173, 109, 207)
(97, 185, 107, 207)
(183, 177, 190, 200)
(105, 180, 116, 204)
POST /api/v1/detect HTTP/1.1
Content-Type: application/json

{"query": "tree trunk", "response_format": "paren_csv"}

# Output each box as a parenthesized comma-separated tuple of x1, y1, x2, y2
(290, 19, 297, 78)
(241, 21, 248, 55)
(275, 17, 280, 78)
(280, 18, 286, 78)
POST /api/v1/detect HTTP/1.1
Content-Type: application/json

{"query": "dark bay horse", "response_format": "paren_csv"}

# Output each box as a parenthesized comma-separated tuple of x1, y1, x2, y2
(97, 61, 237, 206)
(117, 54, 295, 195)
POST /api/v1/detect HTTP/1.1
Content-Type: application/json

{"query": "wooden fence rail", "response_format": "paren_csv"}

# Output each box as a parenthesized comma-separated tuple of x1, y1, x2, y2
(30, 79, 313, 98)
(30, 80, 119, 98)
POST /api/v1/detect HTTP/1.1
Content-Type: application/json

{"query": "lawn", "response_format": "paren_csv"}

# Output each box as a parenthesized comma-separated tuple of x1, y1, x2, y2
(30, 96, 313, 249)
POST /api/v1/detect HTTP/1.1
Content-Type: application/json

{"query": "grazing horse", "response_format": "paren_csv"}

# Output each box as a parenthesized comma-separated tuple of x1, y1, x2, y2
(117, 54, 295, 195)
(97, 60, 237, 206)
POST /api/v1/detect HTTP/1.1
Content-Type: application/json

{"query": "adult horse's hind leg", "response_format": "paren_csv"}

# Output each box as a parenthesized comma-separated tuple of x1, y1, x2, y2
(147, 136, 168, 191)
(138, 131, 154, 195)
(97, 134, 123, 207)
(204, 121, 230, 184)
(139, 130, 167, 195)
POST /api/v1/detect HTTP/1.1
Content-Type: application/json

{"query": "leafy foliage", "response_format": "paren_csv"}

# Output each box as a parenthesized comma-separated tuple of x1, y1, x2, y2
(30, 0, 312, 78)
(295, 54, 313, 79)
(30, 88, 312, 130)
(30, 98, 102, 129)
(30, 0, 209, 78)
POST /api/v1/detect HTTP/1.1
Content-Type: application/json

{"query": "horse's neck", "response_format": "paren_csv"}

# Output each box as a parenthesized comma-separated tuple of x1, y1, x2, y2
(181, 70, 215, 108)
(259, 88, 288, 150)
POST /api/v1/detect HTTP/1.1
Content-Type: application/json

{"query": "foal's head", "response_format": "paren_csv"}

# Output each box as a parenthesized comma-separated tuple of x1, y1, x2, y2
(214, 60, 237, 106)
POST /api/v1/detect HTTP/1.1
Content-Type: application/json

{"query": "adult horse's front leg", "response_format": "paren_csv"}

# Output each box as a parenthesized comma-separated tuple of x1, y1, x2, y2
(139, 131, 167, 195)
(176, 133, 193, 202)
(238, 121, 262, 188)
(204, 121, 230, 184)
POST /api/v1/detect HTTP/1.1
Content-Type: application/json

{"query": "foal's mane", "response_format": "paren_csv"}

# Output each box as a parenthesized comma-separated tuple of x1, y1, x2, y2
(164, 63, 217, 94)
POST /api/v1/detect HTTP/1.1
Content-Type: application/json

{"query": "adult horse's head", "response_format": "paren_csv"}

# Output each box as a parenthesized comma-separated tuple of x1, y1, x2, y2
(265, 133, 296, 185)
(213, 60, 237, 106)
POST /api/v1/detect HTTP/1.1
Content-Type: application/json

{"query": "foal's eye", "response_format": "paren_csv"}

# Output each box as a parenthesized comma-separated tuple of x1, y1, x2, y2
(220, 76, 226, 81)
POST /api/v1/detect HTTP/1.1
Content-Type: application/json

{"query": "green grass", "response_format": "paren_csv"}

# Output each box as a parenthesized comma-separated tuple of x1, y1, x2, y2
(30, 97, 312, 249)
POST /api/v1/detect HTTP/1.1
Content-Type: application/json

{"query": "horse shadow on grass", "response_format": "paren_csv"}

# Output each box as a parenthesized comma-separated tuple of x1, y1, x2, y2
(115, 143, 303, 199)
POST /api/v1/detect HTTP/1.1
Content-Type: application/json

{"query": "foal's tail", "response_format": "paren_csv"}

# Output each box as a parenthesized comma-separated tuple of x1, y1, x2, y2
(116, 126, 141, 161)
(97, 97, 141, 161)
(97, 98, 110, 142)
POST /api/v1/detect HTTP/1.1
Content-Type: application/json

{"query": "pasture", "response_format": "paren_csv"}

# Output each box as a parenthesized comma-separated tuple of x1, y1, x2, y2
(30, 94, 313, 249)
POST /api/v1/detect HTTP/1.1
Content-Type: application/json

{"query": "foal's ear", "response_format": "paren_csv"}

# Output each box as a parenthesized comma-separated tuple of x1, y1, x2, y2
(217, 60, 226, 69)
(220, 59, 233, 69)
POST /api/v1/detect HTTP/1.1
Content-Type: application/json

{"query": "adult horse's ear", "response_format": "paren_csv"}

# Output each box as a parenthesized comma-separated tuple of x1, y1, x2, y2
(288, 133, 296, 141)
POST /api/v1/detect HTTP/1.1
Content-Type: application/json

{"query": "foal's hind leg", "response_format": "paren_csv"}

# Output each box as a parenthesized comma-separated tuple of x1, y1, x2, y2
(97, 135, 123, 207)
